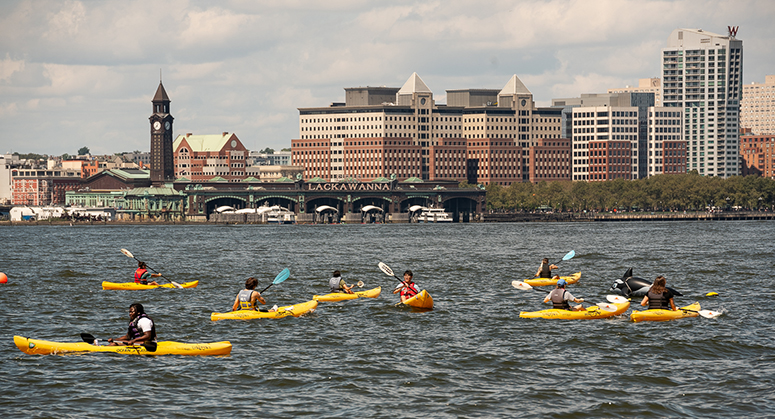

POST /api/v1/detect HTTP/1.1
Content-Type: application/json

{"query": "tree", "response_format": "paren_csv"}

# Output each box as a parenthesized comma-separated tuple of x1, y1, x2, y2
(281, 148, 291, 152)
(259, 147, 275, 154)
(78, 146, 90, 155)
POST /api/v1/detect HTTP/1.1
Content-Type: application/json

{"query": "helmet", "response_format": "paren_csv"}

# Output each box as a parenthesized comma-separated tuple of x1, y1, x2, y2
(557, 279, 567, 286)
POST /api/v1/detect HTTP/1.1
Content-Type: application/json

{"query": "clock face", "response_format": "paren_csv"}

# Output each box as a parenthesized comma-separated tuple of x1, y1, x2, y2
(153, 121, 161, 130)
(231, 140, 237, 148)
(165, 121, 170, 130)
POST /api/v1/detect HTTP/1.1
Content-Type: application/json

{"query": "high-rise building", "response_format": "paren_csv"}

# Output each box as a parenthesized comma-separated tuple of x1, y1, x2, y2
(552, 92, 684, 180)
(292, 72, 564, 185)
(609, 78, 662, 106)
(661, 28, 743, 177)
(741, 75, 775, 135)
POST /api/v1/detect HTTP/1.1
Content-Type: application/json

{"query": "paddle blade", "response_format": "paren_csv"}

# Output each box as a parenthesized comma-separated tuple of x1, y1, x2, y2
(511, 280, 533, 291)
(273, 268, 290, 284)
(562, 250, 576, 261)
(378, 262, 394, 277)
(595, 302, 618, 312)
(357, 280, 364, 288)
(699, 309, 722, 319)
(80, 333, 96, 344)
(142, 341, 157, 352)
(120, 248, 135, 259)
(606, 295, 629, 304)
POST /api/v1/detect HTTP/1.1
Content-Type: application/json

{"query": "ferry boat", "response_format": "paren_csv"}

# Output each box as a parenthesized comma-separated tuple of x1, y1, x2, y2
(416, 207, 453, 223)
(257, 204, 296, 224)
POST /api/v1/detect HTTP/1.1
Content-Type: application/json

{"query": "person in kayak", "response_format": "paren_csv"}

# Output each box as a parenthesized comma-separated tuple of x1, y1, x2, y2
(108, 303, 156, 346)
(232, 277, 277, 312)
(329, 270, 354, 294)
(543, 279, 584, 311)
(640, 276, 677, 311)
(393, 270, 419, 303)
(134, 261, 161, 286)
(535, 258, 560, 279)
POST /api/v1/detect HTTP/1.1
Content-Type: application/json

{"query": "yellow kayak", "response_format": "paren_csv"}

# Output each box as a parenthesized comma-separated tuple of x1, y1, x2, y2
(102, 280, 199, 290)
(14, 335, 231, 356)
(400, 289, 434, 310)
(313, 287, 381, 302)
(519, 301, 630, 320)
(630, 302, 701, 322)
(210, 300, 318, 321)
(524, 272, 581, 287)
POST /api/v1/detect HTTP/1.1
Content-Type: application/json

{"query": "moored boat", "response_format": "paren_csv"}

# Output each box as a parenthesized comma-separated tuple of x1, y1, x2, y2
(630, 302, 701, 322)
(523, 272, 581, 287)
(210, 300, 318, 321)
(400, 289, 434, 310)
(102, 280, 199, 290)
(519, 301, 630, 320)
(14, 335, 231, 356)
(313, 287, 381, 302)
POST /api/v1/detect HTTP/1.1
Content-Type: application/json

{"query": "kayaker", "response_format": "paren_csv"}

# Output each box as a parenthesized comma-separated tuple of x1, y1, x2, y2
(640, 276, 677, 311)
(329, 270, 354, 294)
(543, 279, 584, 311)
(134, 261, 161, 286)
(392, 270, 419, 303)
(108, 303, 156, 346)
(535, 258, 560, 279)
(232, 277, 278, 312)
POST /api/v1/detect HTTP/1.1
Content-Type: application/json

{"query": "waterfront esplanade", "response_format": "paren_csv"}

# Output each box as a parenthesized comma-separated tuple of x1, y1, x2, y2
(179, 177, 485, 222)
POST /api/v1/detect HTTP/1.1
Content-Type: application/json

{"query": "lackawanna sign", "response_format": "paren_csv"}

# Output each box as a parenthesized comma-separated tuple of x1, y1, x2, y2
(307, 182, 392, 191)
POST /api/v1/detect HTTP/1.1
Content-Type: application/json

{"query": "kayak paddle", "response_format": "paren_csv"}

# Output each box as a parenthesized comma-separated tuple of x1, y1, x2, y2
(606, 295, 721, 318)
(120, 248, 182, 289)
(80, 332, 157, 352)
(553, 250, 576, 265)
(379, 262, 410, 290)
(259, 268, 290, 294)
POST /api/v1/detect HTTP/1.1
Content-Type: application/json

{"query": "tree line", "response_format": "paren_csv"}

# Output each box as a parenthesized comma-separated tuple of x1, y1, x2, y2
(481, 172, 775, 212)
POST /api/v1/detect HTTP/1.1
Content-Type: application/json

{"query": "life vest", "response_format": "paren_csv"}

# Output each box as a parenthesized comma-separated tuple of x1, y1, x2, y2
(134, 268, 148, 284)
(400, 283, 419, 298)
(238, 289, 256, 310)
(128, 313, 156, 341)
(647, 290, 670, 310)
(550, 288, 571, 310)
(329, 277, 344, 292)
(538, 263, 552, 278)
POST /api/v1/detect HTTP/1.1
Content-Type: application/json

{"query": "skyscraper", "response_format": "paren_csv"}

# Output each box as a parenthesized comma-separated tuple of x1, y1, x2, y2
(661, 27, 743, 177)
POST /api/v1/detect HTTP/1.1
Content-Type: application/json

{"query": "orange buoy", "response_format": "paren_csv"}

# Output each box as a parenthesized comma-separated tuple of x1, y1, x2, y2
(0, 272, 7, 284)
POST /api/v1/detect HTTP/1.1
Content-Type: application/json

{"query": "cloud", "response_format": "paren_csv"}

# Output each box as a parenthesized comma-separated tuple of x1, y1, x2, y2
(1, 0, 775, 155)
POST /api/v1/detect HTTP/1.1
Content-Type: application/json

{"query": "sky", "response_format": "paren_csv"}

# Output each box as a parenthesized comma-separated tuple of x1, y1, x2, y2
(1, 0, 774, 156)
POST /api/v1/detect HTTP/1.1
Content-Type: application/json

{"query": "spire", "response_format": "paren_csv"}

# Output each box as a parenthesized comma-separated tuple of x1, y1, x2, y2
(153, 82, 170, 102)
(398, 72, 432, 95)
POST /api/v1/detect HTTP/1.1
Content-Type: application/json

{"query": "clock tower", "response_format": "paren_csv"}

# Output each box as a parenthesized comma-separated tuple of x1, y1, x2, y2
(149, 81, 174, 185)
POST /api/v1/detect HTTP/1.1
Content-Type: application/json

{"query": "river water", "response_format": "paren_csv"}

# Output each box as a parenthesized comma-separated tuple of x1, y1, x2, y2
(1, 221, 773, 418)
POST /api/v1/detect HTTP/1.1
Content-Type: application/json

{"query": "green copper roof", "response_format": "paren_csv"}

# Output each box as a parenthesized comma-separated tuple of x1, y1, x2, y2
(125, 187, 182, 196)
(209, 176, 228, 182)
(175, 176, 191, 182)
(402, 177, 424, 183)
(372, 177, 390, 182)
(308, 176, 326, 182)
(275, 176, 295, 182)
(242, 176, 261, 182)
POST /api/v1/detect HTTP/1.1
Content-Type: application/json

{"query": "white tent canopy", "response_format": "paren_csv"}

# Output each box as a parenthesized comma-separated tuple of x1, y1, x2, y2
(215, 206, 236, 213)
(315, 205, 339, 213)
(408, 205, 426, 213)
(361, 205, 384, 212)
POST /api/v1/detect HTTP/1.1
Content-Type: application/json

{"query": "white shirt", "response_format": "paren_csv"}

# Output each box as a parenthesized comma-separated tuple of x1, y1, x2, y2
(136, 317, 153, 333)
